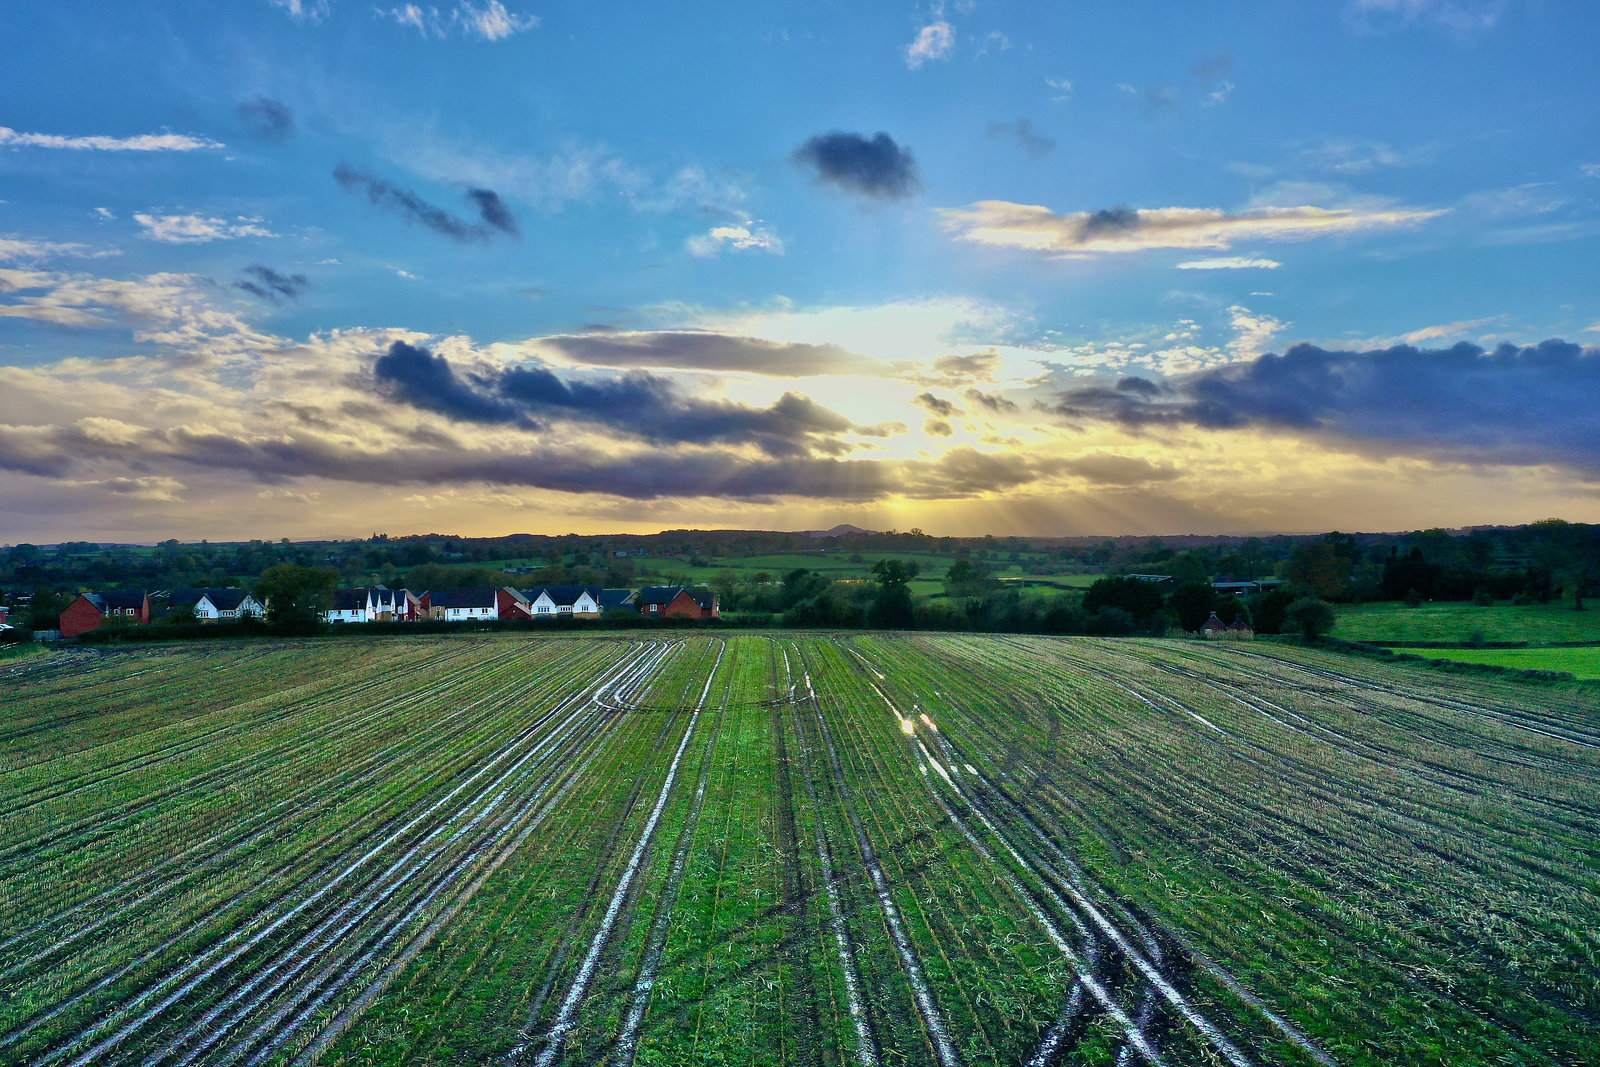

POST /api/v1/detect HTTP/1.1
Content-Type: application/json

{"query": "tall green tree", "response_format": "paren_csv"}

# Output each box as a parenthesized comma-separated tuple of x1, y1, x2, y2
(255, 563, 337, 631)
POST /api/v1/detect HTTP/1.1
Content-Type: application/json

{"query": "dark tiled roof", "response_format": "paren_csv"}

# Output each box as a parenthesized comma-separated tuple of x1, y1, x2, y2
(331, 589, 368, 611)
(168, 588, 250, 611)
(429, 586, 498, 609)
(636, 585, 685, 607)
(522, 584, 601, 607)
(688, 588, 716, 611)
(597, 589, 636, 609)
(98, 590, 146, 611)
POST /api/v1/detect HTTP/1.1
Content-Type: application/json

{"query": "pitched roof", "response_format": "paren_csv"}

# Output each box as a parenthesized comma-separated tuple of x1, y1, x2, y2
(636, 585, 685, 607)
(597, 588, 636, 609)
(98, 590, 146, 611)
(428, 586, 498, 609)
(1200, 612, 1227, 632)
(330, 589, 368, 611)
(168, 587, 251, 611)
(523, 584, 601, 607)
(688, 588, 716, 610)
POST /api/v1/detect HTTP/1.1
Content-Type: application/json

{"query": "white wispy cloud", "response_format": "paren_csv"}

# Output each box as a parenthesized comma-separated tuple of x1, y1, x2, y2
(1583, 163, 1600, 178)
(1227, 304, 1286, 360)
(1203, 79, 1234, 106)
(377, 2, 539, 40)
(905, 20, 955, 68)
(1348, 0, 1505, 35)
(938, 200, 1447, 256)
(687, 224, 784, 258)
(270, 0, 330, 22)
(1399, 316, 1500, 344)
(0, 126, 223, 152)
(1045, 76, 1073, 101)
(134, 214, 278, 244)
(1176, 256, 1281, 270)
(0, 236, 119, 262)
(93, 207, 116, 221)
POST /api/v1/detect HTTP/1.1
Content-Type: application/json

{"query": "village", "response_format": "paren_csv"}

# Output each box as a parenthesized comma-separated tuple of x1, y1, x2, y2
(49, 583, 720, 638)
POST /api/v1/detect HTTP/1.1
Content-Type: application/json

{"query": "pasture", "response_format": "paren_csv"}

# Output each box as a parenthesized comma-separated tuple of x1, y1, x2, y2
(1334, 600, 1600, 644)
(1, 634, 1595, 1066)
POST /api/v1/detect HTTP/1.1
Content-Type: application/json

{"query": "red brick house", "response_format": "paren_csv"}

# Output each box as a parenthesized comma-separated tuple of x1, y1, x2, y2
(60, 590, 151, 637)
(636, 586, 719, 619)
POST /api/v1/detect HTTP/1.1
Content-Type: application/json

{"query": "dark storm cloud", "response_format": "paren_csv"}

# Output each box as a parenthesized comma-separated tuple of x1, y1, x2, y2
(333, 164, 519, 242)
(985, 118, 1056, 160)
(370, 340, 890, 457)
(235, 264, 309, 303)
(537, 330, 891, 378)
(1049, 338, 1600, 471)
(238, 96, 294, 140)
(792, 131, 920, 200)
(914, 392, 959, 417)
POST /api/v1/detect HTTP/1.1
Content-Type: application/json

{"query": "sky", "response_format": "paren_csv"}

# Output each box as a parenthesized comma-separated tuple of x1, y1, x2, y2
(2, 0, 1598, 543)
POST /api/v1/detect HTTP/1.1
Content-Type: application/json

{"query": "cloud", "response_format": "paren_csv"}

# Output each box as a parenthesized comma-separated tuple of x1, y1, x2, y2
(0, 267, 258, 340)
(913, 392, 959, 416)
(93, 207, 115, 221)
(793, 131, 919, 200)
(377, 2, 539, 40)
(1176, 256, 1282, 269)
(1348, 0, 1505, 35)
(986, 119, 1055, 160)
(135, 213, 278, 243)
(1061, 453, 1179, 485)
(1047, 338, 1600, 472)
(1045, 77, 1073, 102)
(905, 20, 955, 68)
(333, 164, 519, 241)
(924, 418, 954, 437)
(687, 224, 784, 258)
(270, 0, 329, 21)
(235, 265, 309, 303)
(534, 330, 890, 378)
(939, 200, 1446, 257)
(371, 340, 895, 456)
(103, 475, 186, 502)
(964, 386, 1017, 414)
(1583, 164, 1600, 179)
(1396, 317, 1499, 344)
(1203, 80, 1235, 106)
(0, 126, 223, 152)
(0, 236, 117, 262)
(238, 97, 294, 141)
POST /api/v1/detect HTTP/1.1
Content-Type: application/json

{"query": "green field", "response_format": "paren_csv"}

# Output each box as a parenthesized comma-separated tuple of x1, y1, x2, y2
(1335, 599, 1600, 644)
(2, 634, 1596, 1066)
(1391, 644, 1600, 679)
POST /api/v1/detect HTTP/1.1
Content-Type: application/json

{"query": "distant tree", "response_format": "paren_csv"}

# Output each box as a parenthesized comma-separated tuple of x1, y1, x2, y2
(1168, 582, 1217, 633)
(1284, 542, 1348, 600)
(1254, 589, 1296, 635)
(1285, 598, 1336, 642)
(26, 588, 69, 630)
(255, 563, 337, 630)
(944, 558, 995, 599)
(1530, 519, 1598, 611)
(1083, 576, 1165, 624)
(868, 559, 918, 628)
(1213, 593, 1251, 628)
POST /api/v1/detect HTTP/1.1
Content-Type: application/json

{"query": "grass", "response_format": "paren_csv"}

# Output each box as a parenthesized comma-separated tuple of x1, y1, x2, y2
(1390, 644, 1600, 678)
(1, 633, 1594, 1066)
(1335, 599, 1600, 644)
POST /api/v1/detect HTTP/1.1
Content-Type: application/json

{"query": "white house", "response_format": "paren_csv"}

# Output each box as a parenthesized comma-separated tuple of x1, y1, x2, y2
(521, 585, 603, 618)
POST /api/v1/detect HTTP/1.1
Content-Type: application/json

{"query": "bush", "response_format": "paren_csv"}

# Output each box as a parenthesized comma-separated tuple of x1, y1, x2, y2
(1472, 588, 1495, 607)
(1, 626, 35, 645)
(1511, 592, 1536, 606)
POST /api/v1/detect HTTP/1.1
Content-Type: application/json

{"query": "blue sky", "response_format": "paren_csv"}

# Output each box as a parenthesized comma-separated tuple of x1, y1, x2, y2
(2, 0, 1598, 542)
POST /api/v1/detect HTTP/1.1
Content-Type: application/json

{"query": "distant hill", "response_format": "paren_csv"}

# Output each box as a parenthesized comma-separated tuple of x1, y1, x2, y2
(803, 524, 876, 539)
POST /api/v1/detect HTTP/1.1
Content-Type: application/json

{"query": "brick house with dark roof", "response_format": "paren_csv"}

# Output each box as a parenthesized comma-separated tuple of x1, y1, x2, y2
(636, 585, 719, 619)
(60, 590, 151, 637)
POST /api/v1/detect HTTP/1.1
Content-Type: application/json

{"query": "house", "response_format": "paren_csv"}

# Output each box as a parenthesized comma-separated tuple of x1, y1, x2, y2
(1226, 615, 1255, 639)
(0, 605, 10, 628)
(169, 588, 266, 622)
(597, 588, 638, 614)
(59, 590, 151, 637)
(520, 585, 603, 619)
(325, 589, 372, 624)
(1199, 612, 1228, 637)
(636, 585, 719, 619)
(426, 587, 500, 622)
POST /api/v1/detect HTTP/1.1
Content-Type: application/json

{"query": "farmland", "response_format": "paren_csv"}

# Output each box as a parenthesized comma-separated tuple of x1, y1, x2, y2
(1, 635, 1596, 1066)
